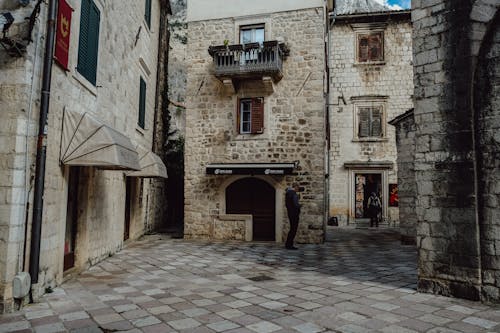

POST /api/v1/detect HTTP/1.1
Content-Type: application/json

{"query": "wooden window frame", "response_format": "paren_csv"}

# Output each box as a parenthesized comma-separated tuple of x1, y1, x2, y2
(353, 103, 386, 141)
(355, 31, 384, 64)
(239, 24, 265, 45)
(237, 97, 264, 135)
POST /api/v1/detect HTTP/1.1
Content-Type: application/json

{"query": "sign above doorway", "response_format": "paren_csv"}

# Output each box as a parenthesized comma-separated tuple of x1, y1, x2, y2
(206, 162, 297, 175)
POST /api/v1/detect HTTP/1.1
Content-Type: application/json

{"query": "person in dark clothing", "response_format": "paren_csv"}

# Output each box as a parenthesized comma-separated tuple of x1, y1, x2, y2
(285, 182, 301, 250)
(367, 192, 381, 227)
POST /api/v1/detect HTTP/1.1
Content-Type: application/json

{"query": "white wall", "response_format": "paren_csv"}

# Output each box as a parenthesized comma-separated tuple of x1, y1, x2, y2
(187, 0, 324, 21)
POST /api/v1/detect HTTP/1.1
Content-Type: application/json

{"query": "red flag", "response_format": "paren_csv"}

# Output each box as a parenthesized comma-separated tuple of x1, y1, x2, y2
(54, 0, 73, 71)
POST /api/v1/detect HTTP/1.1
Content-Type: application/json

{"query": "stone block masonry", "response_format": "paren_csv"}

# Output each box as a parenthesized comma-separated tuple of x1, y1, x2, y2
(411, 0, 499, 302)
(328, 15, 414, 227)
(0, 0, 168, 312)
(185, 7, 326, 244)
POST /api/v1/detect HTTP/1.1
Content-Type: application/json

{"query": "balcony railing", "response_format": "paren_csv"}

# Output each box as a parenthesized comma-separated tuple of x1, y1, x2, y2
(208, 41, 289, 82)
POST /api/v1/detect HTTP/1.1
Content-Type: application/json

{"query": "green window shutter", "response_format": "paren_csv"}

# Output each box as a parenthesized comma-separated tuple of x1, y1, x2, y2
(138, 78, 146, 129)
(77, 0, 90, 77)
(145, 0, 152, 28)
(77, 0, 100, 85)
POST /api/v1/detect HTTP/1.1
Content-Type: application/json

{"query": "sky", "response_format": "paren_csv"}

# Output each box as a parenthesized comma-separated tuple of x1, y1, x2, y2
(373, 0, 411, 10)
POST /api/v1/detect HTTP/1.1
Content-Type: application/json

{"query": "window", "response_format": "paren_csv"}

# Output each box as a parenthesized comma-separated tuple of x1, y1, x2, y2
(240, 25, 265, 45)
(238, 98, 264, 134)
(357, 31, 383, 63)
(357, 106, 383, 138)
(138, 77, 146, 129)
(77, 0, 100, 86)
(144, 0, 152, 29)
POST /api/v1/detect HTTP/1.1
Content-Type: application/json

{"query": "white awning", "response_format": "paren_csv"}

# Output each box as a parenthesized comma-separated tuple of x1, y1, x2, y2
(126, 148, 168, 178)
(60, 109, 141, 170)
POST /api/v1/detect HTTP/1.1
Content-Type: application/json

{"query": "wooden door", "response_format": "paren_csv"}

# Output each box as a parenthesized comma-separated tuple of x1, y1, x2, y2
(64, 167, 79, 271)
(226, 178, 275, 241)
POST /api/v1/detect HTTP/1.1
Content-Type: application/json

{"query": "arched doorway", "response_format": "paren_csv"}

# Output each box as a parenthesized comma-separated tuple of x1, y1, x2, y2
(226, 178, 275, 241)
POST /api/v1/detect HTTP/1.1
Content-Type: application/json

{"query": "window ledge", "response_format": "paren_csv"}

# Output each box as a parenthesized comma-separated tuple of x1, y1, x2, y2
(352, 138, 388, 142)
(73, 71, 98, 96)
(231, 133, 268, 142)
(354, 61, 386, 66)
(136, 126, 147, 135)
(142, 19, 153, 34)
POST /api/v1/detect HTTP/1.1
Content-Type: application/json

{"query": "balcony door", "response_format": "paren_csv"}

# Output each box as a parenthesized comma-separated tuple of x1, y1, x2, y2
(240, 25, 264, 63)
(240, 25, 264, 45)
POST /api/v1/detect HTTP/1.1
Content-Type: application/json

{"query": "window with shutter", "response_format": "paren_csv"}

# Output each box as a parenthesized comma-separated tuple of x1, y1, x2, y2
(358, 36, 369, 63)
(238, 98, 264, 135)
(77, 0, 100, 86)
(357, 106, 384, 138)
(358, 107, 371, 138)
(145, 0, 152, 29)
(251, 98, 264, 134)
(357, 32, 383, 63)
(371, 107, 382, 137)
(138, 78, 146, 129)
(239, 99, 252, 134)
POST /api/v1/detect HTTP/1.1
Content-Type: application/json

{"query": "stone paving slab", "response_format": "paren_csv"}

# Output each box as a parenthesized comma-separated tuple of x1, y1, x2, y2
(1, 228, 499, 333)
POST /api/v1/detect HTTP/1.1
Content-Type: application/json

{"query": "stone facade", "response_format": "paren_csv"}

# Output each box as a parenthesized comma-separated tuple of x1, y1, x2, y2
(0, 0, 169, 312)
(409, 0, 499, 302)
(184, 2, 327, 244)
(328, 11, 414, 227)
(168, 0, 187, 136)
(389, 109, 417, 244)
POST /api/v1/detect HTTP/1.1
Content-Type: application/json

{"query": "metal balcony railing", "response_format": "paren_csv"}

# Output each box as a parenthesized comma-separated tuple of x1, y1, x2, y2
(208, 41, 289, 82)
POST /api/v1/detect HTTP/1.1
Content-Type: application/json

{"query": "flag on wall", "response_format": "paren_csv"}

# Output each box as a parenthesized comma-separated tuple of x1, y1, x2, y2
(54, 0, 73, 70)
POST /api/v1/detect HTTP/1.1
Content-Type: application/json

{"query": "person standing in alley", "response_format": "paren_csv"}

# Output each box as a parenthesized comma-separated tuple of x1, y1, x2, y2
(367, 192, 381, 227)
(285, 182, 301, 250)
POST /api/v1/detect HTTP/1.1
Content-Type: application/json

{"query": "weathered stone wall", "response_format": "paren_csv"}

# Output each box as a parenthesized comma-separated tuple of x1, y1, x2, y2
(329, 17, 414, 226)
(0, 1, 46, 313)
(412, 0, 499, 302)
(0, 0, 164, 311)
(389, 110, 417, 244)
(168, 0, 187, 136)
(185, 7, 326, 243)
(475, 13, 500, 302)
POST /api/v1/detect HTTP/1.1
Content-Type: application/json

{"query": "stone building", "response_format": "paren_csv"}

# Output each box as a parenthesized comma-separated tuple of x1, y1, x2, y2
(184, 0, 331, 243)
(0, 0, 170, 312)
(328, 0, 413, 227)
(388, 109, 416, 245)
(394, 0, 499, 302)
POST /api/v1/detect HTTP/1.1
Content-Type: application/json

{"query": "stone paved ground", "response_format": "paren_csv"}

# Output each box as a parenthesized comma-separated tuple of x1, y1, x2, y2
(1, 228, 499, 333)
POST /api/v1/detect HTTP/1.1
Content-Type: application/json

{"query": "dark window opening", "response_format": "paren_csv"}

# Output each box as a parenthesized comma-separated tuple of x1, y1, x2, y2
(138, 77, 146, 129)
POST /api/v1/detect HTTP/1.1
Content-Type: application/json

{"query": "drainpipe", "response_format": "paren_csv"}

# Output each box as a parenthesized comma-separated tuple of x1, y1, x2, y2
(323, 1, 334, 239)
(29, 0, 57, 286)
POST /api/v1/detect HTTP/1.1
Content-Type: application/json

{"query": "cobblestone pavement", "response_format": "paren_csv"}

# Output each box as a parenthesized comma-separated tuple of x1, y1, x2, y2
(1, 228, 499, 333)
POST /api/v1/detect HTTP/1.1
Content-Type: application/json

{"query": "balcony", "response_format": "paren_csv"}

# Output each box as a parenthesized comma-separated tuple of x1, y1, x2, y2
(208, 41, 289, 93)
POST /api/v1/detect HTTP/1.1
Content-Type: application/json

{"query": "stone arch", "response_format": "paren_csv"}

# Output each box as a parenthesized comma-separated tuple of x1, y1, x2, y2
(216, 176, 285, 242)
(473, 9, 500, 302)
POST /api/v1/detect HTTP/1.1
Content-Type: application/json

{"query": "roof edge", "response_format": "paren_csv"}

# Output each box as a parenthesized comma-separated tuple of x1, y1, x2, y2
(334, 9, 411, 22)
